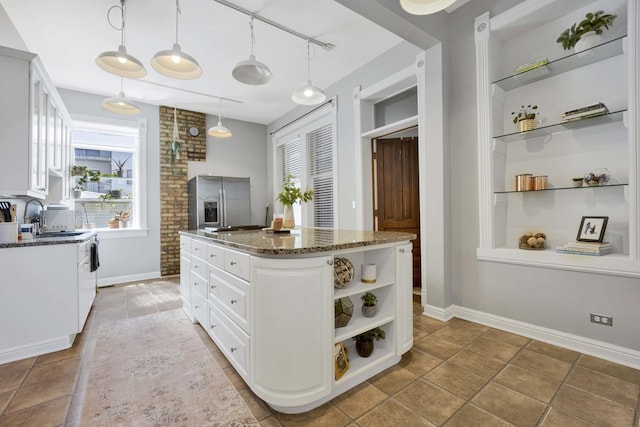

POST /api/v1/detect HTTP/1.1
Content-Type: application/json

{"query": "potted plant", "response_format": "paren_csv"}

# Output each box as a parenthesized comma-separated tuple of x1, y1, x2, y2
(572, 177, 584, 187)
(352, 327, 385, 358)
(115, 210, 131, 228)
(511, 105, 539, 132)
(112, 155, 131, 177)
(107, 217, 120, 229)
(361, 292, 378, 318)
(71, 165, 101, 194)
(276, 173, 313, 228)
(556, 11, 617, 52)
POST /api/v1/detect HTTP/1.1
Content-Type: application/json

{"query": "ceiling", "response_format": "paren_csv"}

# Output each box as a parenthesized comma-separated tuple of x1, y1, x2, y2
(1, 0, 410, 125)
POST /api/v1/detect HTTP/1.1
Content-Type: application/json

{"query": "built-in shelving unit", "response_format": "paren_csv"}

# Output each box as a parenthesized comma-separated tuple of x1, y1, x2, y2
(475, 0, 639, 277)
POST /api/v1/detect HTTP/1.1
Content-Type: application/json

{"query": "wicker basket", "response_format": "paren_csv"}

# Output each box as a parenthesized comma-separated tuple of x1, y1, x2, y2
(334, 257, 354, 288)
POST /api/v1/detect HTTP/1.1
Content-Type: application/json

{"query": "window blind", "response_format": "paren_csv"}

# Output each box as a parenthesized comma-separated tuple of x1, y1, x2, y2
(307, 124, 334, 228)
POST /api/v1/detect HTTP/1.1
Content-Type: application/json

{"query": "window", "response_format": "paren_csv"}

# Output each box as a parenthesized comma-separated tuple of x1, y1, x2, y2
(70, 118, 146, 231)
(273, 100, 337, 228)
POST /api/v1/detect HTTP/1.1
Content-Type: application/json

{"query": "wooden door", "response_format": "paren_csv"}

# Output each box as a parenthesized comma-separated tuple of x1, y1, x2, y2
(375, 137, 421, 288)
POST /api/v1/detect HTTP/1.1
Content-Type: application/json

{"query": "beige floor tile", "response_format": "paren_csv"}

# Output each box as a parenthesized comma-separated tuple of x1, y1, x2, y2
(425, 363, 487, 400)
(332, 383, 387, 419)
(239, 388, 273, 421)
(567, 366, 639, 408)
(398, 348, 443, 376)
(224, 366, 249, 391)
(369, 365, 417, 395)
(0, 358, 35, 376)
(0, 396, 70, 427)
(444, 404, 511, 427)
(276, 402, 350, 427)
(413, 328, 428, 341)
(35, 344, 84, 366)
(511, 350, 572, 381)
(578, 355, 640, 385)
(413, 315, 448, 334)
(395, 379, 464, 425)
(448, 349, 505, 379)
(0, 390, 14, 414)
(484, 329, 531, 348)
(23, 357, 81, 387)
(430, 325, 484, 346)
(466, 336, 520, 362)
(356, 398, 434, 427)
(5, 373, 76, 414)
(473, 383, 546, 427)
(526, 340, 580, 363)
(450, 319, 490, 334)
(259, 415, 284, 426)
(0, 367, 29, 394)
(413, 335, 462, 360)
(494, 364, 561, 403)
(553, 384, 635, 426)
(540, 408, 596, 427)
(211, 350, 232, 369)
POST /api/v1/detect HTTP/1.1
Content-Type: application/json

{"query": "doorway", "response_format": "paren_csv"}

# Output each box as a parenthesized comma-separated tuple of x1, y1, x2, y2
(373, 130, 421, 288)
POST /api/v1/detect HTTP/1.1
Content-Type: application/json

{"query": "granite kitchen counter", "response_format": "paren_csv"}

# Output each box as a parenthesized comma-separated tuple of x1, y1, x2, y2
(0, 230, 98, 249)
(180, 228, 416, 255)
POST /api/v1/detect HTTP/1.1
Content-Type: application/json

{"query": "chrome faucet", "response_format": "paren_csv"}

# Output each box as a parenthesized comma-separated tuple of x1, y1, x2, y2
(23, 199, 45, 234)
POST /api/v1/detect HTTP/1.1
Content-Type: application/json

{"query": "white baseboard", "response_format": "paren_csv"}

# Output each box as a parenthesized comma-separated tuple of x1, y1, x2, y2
(0, 335, 74, 365)
(421, 304, 640, 370)
(98, 271, 162, 287)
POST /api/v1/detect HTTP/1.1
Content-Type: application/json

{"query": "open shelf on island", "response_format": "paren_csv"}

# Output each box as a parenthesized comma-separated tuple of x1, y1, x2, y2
(495, 183, 628, 195)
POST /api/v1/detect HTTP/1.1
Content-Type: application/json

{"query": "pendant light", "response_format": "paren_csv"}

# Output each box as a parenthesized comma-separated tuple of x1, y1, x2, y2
(151, 0, 202, 79)
(292, 41, 326, 106)
(96, 0, 147, 78)
(102, 79, 141, 115)
(232, 16, 272, 85)
(208, 99, 232, 138)
(399, 0, 456, 15)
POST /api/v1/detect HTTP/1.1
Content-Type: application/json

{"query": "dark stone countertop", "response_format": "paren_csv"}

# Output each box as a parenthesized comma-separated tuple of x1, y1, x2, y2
(0, 230, 98, 249)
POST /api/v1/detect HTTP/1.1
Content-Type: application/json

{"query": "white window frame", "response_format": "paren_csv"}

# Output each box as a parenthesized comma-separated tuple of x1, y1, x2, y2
(272, 99, 338, 228)
(71, 114, 148, 238)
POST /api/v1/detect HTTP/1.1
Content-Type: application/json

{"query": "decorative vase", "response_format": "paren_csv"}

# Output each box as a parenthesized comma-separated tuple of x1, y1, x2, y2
(334, 297, 354, 328)
(73, 190, 82, 198)
(574, 31, 602, 55)
(518, 118, 537, 132)
(119, 220, 129, 228)
(362, 304, 377, 318)
(283, 205, 295, 228)
(355, 339, 374, 357)
(107, 219, 120, 229)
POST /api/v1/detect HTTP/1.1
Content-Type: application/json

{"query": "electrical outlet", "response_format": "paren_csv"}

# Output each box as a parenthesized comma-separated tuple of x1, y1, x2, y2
(590, 313, 613, 326)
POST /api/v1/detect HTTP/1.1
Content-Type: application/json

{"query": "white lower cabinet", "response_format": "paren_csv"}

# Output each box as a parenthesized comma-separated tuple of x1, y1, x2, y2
(179, 234, 413, 413)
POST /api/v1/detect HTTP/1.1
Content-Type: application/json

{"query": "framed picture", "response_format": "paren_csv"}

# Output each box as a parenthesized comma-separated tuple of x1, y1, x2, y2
(334, 342, 349, 380)
(576, 216, 609, 243)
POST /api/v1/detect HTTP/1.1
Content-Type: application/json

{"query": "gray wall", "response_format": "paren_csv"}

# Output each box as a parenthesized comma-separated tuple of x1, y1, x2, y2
(189, 118, 269, 227)
(268, 40, 422, 229)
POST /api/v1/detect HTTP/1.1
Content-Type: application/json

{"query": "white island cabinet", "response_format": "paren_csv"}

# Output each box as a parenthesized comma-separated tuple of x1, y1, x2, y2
(179, 228, 415, 414)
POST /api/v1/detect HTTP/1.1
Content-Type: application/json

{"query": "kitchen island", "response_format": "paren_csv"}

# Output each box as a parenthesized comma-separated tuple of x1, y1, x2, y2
(0, 231, 98, 363)
(179, 228, 416, 413)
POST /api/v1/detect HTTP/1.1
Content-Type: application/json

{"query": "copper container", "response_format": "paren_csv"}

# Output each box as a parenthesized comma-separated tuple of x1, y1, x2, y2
(515, 174, 533, 191)
(532, 175, 548, 190)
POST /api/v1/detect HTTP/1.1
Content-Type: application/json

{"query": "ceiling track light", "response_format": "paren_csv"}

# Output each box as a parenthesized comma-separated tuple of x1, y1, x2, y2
(151, 0, 202, 79)
(232, 15, 272, 85)
(96, 0, 147, 78)
(399, 0, 457, 15)
(208, 98, 232, 138)
(102, 79, 141, 115)
(292, 41, 326, 106)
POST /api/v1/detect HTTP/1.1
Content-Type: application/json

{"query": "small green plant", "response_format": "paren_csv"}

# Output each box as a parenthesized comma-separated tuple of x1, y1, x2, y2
(353, 327, 385, 342)
(277, 173, 313, 206)
(71, 165, 101, 191)
(361, 292, 377, 307)
(114, 210, 131, 221)
(112, 155, 131, 177)
(556, 11, 617, 50)
(96, 192, 115, 210)
(511, 105, 538, 124)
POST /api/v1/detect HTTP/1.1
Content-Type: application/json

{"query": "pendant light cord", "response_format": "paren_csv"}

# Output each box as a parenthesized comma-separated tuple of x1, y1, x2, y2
(106, 1, 126, 45)
(175, 0, 181, 44)
(249, 16, 255, 56)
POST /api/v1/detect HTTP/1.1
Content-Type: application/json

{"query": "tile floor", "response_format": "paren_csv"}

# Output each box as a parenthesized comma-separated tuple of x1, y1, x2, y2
(0, 280, 639, 426)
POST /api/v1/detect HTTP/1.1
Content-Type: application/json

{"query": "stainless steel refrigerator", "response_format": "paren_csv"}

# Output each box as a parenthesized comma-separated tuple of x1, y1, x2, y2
(188, 176, 251, 229)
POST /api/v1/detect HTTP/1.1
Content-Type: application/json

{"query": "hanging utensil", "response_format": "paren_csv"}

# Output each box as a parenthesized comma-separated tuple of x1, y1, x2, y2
(10, 205, 17, 222)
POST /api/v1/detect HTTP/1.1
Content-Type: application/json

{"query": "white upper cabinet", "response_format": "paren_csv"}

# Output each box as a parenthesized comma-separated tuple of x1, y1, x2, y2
(0, 46, 71, 199)
(474, 0, 640, 276)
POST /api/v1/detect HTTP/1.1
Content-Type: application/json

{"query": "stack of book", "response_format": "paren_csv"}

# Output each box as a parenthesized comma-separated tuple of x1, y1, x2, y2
(555, 241, 611, 256)
(514, 57, 549, 75)
(561, 102, 609, 123)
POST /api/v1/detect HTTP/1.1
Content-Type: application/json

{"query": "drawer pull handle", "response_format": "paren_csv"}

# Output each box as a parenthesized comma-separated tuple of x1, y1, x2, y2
(210, 254, 216, 258)
(399, 248, 405, 253)
(210, 324, 216, 329)
(194, 265, 199, 269)
(194, 247, 199, 251)
(327, 259, 333, 265)
(194, 305, 200, 309)
(230, 261, 237, 266)
(194, 282, 199, 286)
(210, 285, 216, 290)
(230, 347, 237, 352)
(230, 299, 237, 304)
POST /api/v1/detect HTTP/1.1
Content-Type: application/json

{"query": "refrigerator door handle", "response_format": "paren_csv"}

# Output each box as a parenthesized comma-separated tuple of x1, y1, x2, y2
(218, 189, 224, 226)
(222, 189, 228, 227)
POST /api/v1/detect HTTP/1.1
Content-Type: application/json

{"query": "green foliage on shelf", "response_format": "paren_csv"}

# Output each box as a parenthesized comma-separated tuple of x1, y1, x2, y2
(556, 11, 617, 50)
(353, 327, 385, 342)
(511, 105, 538, 124)
(71, 165, 101, 191)
(276, 173, 314, 206)
(361, 292, 377, 306)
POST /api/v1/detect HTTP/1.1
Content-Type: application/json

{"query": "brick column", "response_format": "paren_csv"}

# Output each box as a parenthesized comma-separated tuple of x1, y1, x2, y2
(159, 106, 206, 276)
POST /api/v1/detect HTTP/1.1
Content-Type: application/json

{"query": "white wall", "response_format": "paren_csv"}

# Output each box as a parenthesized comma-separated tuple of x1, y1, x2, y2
(188, 118, 269, 227)
(0, 4, 26, 51)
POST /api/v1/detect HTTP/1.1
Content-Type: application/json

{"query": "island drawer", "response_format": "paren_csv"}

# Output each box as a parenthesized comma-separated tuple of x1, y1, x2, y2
(191, 290, 207, 326)
(208, 302, 249, 380)
(191, 238, 208, 260)
(191, 256, 208, 280)
(208, 268, 249, 333)
(207, 244, 225, 269)
(180, 235, 191, 252)
(191, 268, 207, 300)
(224, 248, 250, 280)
